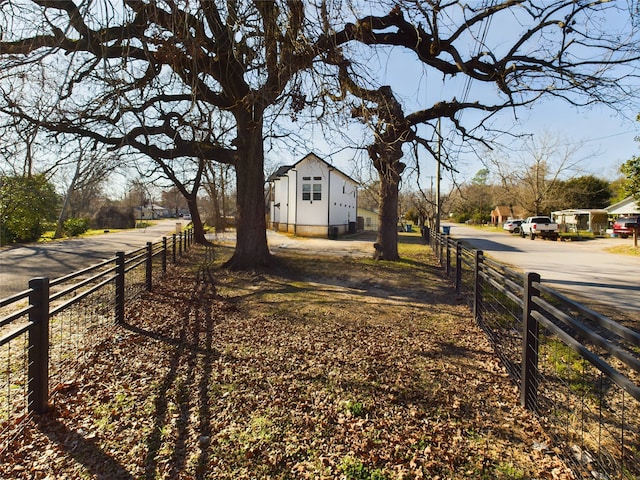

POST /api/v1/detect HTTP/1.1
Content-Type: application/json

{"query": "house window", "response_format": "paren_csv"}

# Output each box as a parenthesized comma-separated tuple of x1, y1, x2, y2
(302, 184, 311, 201)
(313, 184, 322, 200)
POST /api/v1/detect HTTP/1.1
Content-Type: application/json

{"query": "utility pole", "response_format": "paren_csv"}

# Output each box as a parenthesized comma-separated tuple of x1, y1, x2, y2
(423, 175, 436, 229)
(435, 118, 442, 235)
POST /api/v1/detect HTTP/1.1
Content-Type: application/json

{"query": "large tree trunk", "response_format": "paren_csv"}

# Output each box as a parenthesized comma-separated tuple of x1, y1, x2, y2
(375, 173, 400, 261)
(224, 109, 271, 269)
(371, 142, 405, 261)
(185, 196, 209, 245)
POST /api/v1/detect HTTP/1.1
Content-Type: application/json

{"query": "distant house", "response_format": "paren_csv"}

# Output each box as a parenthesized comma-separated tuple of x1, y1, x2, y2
(490, 205, 528, 225)
(133, 204, 169, 220)
(267, 152, 359, 238)
(357, 207, 378, 232)
(606, 196, 640, 217)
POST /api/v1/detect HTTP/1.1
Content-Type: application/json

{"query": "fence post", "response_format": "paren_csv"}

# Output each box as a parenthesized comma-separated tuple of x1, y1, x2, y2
(474, 250, 483, 322)
(179, 232, 183, 257)
(115, 252, 125, 324)
(455, 242, 462, 293)
(445, 238, 451, 277)
(28, 277, 49, 414)
(172, 234, 177, 264)
(521, 272, 541, 410)
(146, 242, 153, 291)
(162, 237, 167, 274)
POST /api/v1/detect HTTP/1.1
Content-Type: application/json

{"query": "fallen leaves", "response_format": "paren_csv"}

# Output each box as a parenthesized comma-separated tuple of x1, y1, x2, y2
(0, 246, 575, 479)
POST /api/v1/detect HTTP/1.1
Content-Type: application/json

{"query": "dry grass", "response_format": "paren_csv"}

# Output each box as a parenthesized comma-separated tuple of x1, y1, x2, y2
(0, 240, 574, 479)
(605, 244, 640, 256)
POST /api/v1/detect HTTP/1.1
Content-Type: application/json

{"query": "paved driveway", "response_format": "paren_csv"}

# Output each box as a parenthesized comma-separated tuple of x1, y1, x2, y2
(441, 223, 639, 313)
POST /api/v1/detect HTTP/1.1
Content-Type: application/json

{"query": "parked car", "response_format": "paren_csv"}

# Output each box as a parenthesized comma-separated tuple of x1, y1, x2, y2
(612, 216, 640, 238)
(503, 219, 523, 233)
(520, 216, 559, 240)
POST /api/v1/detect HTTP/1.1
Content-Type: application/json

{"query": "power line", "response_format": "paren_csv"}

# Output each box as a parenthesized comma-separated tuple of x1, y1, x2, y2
(569, 130, 638, 145)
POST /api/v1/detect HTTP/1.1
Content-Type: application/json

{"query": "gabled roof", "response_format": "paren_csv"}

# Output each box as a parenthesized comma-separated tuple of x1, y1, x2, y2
(296, 152, 359, 184)
(492, 205, 512, 216)
(267, 165, 294, 182)
(492, 205, 527, 218)
(269, 152, 358, 185)
(606, 196, 640, 215)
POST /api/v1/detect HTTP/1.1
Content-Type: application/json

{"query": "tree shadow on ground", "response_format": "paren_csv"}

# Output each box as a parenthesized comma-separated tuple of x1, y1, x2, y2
(34, 412, 135, 480)
(123, 283, 219, 480)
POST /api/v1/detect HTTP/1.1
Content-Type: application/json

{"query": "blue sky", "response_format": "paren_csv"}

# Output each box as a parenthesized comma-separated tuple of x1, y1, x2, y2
(292, 58, 639, 194)
(279, 2, 640, 193)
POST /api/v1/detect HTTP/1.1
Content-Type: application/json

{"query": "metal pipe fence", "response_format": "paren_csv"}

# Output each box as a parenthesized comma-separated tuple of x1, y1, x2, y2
(428, 228, 639, 479)
(0, 227, 194, 452)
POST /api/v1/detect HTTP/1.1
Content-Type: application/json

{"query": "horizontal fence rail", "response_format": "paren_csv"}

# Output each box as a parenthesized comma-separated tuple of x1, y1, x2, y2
(0, 227, 194, 452)
(428, 227, 639, 479)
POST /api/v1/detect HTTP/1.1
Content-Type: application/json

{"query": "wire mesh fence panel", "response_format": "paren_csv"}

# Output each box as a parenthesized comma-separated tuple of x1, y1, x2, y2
(537, 330, 640, 479)
(427, 235, 639, 480)
(151, 244, 165, 287)
(477, 266, 525, 383)
(531, 283, 640, 478)
(124, 256, 147, 302)
(48, 282, 117, 396)
(0, 229, 194, 454)
(0, 327, 30, 452)
(457, 248, 476, 306)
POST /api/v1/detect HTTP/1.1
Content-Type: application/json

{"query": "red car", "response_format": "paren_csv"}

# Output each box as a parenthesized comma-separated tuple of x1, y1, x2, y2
(612, 216, 640, 238)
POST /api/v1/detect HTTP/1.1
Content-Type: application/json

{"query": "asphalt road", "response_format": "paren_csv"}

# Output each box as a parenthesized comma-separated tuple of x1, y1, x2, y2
(0, 220, 185, 297)
(3, 222, 637, 315)
(441, 222, 639, 314)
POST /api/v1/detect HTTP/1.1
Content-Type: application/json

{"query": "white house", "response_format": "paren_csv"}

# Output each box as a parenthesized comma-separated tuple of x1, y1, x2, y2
(268, 152, 359, 238)
(133, 204, 169, 220)
(606, 196, 640, 216)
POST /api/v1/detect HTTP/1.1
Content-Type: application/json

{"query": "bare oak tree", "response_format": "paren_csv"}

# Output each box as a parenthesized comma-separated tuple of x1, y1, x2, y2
(329, 0, 639, 258)
(486, 133, 589, 215)
(53, 140, 122, 238)
(1, 1, 638, 266)
(0, 0, 339, 268)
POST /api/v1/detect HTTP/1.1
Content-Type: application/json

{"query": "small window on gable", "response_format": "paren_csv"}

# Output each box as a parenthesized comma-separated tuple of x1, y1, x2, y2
(313, 176, 322, 181)
(302, 183, 311, 200)
(302, 176, 311, 181)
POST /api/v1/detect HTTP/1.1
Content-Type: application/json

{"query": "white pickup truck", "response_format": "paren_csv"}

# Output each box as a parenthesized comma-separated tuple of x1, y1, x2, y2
(520, 216, 559, 240)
